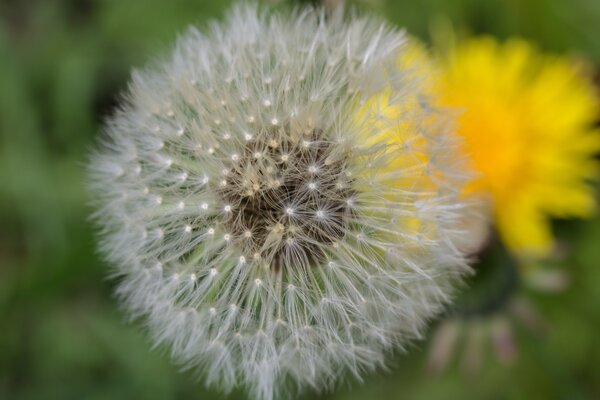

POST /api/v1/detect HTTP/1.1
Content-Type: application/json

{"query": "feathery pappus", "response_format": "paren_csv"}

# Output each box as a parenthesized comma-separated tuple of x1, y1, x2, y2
(89, 4, 476, 399)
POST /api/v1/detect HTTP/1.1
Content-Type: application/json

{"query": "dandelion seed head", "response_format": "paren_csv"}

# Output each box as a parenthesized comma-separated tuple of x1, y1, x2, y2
(89, 4, 475, 400)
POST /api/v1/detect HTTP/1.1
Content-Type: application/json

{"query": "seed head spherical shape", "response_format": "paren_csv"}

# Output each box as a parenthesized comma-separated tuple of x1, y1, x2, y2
(90, 5, 474, 400)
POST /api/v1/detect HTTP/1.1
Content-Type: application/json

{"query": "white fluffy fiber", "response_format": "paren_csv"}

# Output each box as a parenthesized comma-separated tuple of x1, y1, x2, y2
(90, 4, 474, 399)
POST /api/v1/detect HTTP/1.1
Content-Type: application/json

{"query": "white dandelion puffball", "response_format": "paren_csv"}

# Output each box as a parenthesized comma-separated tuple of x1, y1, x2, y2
(90, 4, 474, 400)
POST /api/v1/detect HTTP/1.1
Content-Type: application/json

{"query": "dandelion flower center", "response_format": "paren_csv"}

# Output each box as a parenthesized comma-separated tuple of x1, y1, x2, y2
(217, 125, 353, 271)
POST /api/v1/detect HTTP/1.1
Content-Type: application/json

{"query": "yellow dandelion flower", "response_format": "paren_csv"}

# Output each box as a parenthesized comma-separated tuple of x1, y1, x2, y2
(438, 37, 600, 256)
(357, 40, 475, 249)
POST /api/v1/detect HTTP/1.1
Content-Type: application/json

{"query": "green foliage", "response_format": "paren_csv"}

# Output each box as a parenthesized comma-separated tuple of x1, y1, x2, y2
(0, 0, 598, 399)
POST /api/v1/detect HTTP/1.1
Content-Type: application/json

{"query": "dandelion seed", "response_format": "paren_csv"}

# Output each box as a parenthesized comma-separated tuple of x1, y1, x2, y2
(89, 5, 475, 400)
(177, 172, 187, 182)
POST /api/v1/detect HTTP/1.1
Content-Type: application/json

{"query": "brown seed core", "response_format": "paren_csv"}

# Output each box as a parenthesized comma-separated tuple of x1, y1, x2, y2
(216, 126, 354, 272)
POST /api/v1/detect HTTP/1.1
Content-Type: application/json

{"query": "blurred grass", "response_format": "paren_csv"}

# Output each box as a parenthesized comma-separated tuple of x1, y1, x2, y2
(0, 0, 599, 399)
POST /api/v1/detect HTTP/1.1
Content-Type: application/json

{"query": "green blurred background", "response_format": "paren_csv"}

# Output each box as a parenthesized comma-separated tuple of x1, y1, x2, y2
(1, 0, 599, 399)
